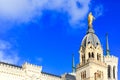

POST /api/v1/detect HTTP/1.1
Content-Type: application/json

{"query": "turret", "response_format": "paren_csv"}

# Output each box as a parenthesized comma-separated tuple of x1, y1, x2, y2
(22, 62, 42, 79)
(106, 33, 110, 56)
(79, 12, 103, 64)
(104, 34, 118, 80)
(72, 54, 76, 73)
(76, 12, 108, 80)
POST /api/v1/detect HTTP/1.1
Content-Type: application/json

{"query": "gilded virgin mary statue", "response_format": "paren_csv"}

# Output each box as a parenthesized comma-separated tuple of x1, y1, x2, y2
(88, 12, 95, 27)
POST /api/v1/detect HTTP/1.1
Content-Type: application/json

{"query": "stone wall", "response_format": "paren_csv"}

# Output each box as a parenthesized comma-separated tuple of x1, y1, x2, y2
(104, 55, 118, 80)
(0, 62, 62, 80)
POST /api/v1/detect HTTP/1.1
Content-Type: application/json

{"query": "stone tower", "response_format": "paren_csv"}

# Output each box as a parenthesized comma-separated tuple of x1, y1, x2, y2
(76, 12, 108, 80)
(104, 34, 118, 80)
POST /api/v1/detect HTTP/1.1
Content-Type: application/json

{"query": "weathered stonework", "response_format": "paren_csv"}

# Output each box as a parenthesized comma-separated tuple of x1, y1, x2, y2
(104, 55, 118, 80)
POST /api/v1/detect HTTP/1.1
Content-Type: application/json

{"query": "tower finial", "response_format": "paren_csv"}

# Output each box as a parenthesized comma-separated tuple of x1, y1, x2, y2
(87, 12, 95, 33)
(72, 54, 76, 73)
(88, 12, 95, 28)
(106, 33, 110, 56)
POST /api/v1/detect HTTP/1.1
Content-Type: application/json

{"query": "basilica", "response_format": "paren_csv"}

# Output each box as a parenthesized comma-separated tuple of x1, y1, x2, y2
(0, 13, 118, 80)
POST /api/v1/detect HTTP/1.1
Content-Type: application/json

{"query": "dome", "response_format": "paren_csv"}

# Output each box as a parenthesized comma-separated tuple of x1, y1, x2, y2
(81, 12, 101, 48)
(81, 30, 101, 48)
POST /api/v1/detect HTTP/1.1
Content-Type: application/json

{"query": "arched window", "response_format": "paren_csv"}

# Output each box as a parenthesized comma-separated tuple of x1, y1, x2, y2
(85, 71, 86, 78)
(92, 52, 94, 58)
(108, 65, 111, 78)
(89, 52, 91, 58)
(96, 42, 99, 45)
(97, 53, 99, 60)
(113, 66, 115, 79)
(81, 71, 86, 79)
(97, 53, 101, 61)
(90, 46, 92, 48)
(82, 54, 85, 64)
(88, 41, 90, 44)
(99, 54, 101, 61)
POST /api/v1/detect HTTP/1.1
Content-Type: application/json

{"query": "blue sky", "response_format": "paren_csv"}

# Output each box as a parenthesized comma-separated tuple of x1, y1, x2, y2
(0, 0, 119, 79)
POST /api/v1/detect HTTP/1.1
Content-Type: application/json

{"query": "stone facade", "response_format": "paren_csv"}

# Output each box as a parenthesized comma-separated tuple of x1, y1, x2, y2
(75, 13, 118, 80)
(75, 24, 118, 80)
(104, 56, 118, 80)
(0, 62, 75, 80)
(76, 27, 108, 80)
(0, 62, 61, 80)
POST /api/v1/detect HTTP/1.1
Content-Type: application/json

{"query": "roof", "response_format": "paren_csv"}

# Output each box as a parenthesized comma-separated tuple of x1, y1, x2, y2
(0, 61, 22, 68)
(81, 26, 101, 48)
(41, 71, 61, 78)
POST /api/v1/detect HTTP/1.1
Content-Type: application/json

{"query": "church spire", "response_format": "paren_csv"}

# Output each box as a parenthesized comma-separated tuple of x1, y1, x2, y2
(106, 33, 110, 56)
(72, 54, 76, 73)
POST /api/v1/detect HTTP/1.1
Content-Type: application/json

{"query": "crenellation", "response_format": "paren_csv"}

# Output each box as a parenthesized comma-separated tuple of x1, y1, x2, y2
(0, 62, 46, 80)
(0, 64, 22, 71)
(104, 55, 118, 80)
(22, 62, 42, 71)
(104, 55, 118, 63)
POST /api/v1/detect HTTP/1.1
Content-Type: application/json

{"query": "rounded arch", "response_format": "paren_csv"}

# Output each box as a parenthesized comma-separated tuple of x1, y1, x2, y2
(108, 65, 111, 78)
(97, 53, 99, 60)
(88, 52, 91, 58)
(97, 53, 101, 61)
(82, 54, 85, 64)
(92, 52, 94, 58)
(113, 66, 116, 79)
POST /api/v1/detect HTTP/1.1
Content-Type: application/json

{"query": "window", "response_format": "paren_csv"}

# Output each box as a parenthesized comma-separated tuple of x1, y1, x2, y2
(95, 70, 103, 79)
(96, 42, 99, 45)
(97, 53, 99, 60)
(113, 66, 115, 79)
(85, 71, 86, 78)
(81, 72, 83, 79)
(89, 52, 91, 58)
(88, 41, 90, 44)
(92, 52, 94, 58)
(97, 53, 101, 61)
(99, 54, 101, 61)
(82, 54, 85, 64)
(108, 65, 111, 78)
(88, 52, 94, 58)
(81, 71, 86, 79)
(90, 46, 92, 48)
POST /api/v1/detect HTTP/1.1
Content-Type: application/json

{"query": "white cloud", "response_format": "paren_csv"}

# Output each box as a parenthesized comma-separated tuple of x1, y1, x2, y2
(0, 0, 42, 23)
(0, 40, 19, 64)
(94, 4, 104, 18)
(0, 0, 91, 26)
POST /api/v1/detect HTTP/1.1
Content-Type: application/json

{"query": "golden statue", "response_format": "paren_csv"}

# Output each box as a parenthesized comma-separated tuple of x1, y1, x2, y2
(88, 12, 95, 27)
